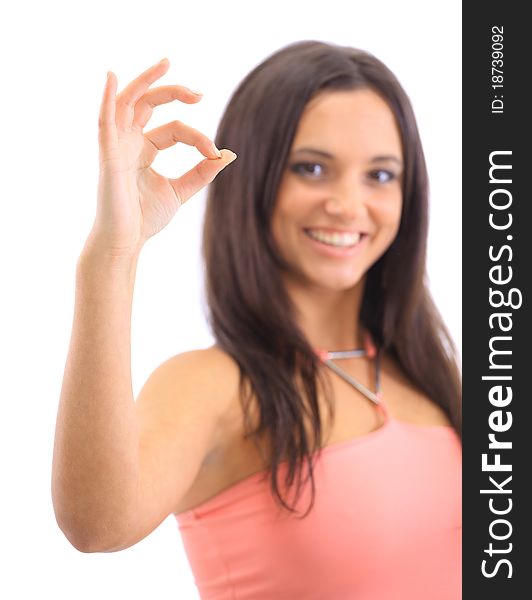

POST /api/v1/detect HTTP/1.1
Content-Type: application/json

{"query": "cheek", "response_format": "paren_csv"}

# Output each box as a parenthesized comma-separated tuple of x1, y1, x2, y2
(271, 195, 298, 250)
(271, 202, 289, 241)
(272, 189, 310, 232)
(376, 197, 402, 230)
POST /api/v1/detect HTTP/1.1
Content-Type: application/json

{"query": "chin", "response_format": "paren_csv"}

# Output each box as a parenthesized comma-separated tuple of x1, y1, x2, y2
(309, 269, 366, 291)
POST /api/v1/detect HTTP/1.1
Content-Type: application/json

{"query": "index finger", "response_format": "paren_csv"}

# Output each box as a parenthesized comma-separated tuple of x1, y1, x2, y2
(116, 58, 170, 130)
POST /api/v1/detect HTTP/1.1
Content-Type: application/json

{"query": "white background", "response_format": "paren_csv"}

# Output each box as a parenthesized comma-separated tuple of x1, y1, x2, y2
(0, 1, 461, 597)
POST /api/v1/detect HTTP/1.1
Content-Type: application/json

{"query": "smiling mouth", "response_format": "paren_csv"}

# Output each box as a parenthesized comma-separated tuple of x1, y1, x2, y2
(303, 228, 366, 248)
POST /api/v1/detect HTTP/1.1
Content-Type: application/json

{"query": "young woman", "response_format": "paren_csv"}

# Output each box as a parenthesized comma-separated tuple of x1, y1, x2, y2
(52, 41, 462, 599)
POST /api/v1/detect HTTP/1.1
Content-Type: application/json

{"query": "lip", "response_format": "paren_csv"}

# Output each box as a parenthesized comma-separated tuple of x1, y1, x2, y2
(304, 227, 366, 235)
(302, 228, 368, 258)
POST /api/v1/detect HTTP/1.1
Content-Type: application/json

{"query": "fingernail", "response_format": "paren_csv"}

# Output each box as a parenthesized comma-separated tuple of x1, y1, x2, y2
(211, 143, 222, 158)
(189, 88, 203, 96)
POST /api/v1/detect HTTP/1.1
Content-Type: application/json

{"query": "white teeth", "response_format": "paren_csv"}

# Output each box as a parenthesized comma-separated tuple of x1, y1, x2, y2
(305, 229, 362, 247)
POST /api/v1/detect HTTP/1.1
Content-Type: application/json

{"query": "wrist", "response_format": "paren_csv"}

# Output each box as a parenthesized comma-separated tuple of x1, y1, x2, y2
(77, 242, 142, 282)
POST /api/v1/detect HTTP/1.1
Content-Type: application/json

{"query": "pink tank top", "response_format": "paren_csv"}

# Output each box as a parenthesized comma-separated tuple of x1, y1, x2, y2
(175, 393, 462, 599)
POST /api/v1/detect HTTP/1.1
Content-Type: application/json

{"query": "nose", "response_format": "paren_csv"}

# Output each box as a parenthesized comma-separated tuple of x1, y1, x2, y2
(324, 176, 368, 218)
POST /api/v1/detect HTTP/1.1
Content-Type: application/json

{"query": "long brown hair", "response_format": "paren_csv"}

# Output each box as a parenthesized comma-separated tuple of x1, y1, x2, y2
(202, 40, 462, 518)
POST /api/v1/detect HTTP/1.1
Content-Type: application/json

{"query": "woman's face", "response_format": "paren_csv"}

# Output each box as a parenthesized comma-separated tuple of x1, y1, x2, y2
(271, 88, 404, 293)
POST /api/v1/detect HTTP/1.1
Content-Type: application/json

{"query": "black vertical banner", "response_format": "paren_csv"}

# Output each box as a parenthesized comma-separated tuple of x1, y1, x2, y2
(463, 2, 531, 598)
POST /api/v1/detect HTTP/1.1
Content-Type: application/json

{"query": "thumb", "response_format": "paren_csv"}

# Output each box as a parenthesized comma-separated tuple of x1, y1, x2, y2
(169, 150, 237, 206)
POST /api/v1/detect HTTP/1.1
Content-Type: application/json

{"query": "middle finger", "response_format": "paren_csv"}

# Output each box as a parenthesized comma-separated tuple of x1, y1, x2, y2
(132, 85, 203, 131)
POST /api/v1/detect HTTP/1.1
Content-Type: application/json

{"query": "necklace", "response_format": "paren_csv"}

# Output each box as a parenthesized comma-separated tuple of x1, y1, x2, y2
(313, 330, 383, 407)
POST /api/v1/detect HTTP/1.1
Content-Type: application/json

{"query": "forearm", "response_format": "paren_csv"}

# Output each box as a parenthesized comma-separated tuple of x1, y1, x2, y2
(52, 244, 142, 551)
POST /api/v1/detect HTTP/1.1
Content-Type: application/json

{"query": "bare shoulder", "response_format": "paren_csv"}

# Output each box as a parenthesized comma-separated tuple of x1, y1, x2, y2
(150, 343, 240, 383)
(143, 343, 239, 396)
(150, 344, 241, 406)
(110, 345, 241, 551)
(136, 344, 242, 460)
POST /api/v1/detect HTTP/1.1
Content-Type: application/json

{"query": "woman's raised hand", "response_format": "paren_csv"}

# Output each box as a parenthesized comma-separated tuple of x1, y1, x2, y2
(89, 58, 236, 258)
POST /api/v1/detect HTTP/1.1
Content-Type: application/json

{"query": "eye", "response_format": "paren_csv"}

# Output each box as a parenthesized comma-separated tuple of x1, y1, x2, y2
(369, 169, 397, 184)
(289, 162, 326, 179)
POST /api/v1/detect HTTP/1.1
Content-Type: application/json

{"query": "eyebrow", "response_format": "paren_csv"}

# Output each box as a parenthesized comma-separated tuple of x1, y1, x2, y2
(291, 147, 403, 166)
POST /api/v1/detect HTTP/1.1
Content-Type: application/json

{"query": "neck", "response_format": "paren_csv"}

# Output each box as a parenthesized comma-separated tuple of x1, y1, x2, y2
(284, 276, 366, 351)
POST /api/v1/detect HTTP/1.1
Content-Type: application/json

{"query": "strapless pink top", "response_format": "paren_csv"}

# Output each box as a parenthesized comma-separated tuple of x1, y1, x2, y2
(175, 399, 462, 599)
